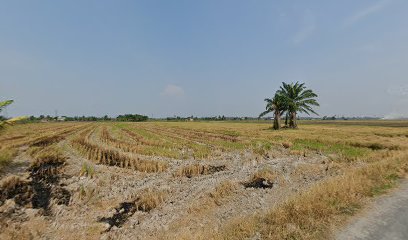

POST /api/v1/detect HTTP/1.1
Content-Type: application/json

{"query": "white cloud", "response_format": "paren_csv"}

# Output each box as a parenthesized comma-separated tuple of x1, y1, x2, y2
(344, 0, 392, 27)
(161, 84, 184, 97)
(293, 10, 316, 45)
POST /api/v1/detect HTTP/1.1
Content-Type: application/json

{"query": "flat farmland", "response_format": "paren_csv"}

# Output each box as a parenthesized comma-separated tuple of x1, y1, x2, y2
(1, 121, 408, 239)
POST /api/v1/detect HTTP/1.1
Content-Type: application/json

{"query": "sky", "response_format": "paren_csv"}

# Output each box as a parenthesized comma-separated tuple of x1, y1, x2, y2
(1, 0, 408, 118)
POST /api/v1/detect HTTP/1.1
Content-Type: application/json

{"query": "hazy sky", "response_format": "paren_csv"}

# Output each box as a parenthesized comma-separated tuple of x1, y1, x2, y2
(1, 0, 408, 118)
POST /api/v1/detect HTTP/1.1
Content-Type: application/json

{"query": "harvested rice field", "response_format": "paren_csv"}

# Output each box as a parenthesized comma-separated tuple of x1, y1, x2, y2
(1, 120, 408, 239)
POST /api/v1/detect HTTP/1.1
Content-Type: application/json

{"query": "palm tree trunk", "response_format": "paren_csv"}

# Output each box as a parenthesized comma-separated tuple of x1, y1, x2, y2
(285, 113, 289, 127)
(289, 112, 297, 128)
(273, 111, 281, 130)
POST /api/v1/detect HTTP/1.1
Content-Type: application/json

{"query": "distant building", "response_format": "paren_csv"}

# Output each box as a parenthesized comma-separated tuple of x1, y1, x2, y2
(57, 116, 66, 121)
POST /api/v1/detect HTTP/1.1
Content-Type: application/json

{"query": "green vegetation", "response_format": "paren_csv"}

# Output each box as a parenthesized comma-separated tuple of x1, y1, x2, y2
(259, 94, 287, 130)
(80, 162, 95, 178)
(0, 100, 26, 129)
(292, 139, 368, 160)
(260, 82, 319, 129)
(116, 114, 148, 122)
(279, 82, 319, 128)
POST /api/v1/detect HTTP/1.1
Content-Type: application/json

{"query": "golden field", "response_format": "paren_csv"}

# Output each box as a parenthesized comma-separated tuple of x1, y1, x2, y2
(0, 120, 408, 239)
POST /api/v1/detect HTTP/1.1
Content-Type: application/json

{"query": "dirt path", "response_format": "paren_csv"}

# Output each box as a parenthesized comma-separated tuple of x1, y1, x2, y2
(336, 180, 408, 240)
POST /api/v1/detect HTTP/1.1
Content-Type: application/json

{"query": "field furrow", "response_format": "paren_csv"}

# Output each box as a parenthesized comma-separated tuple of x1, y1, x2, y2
(1, 121, 408, 240)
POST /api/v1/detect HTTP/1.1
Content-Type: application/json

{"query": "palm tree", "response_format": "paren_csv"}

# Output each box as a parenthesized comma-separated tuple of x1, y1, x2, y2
(259, 92, 287, 130)
(278, 82, 319, 128)
(0, 100, 26, 129)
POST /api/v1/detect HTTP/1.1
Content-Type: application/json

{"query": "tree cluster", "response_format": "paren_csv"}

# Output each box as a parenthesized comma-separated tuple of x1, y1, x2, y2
(116, 114, 148, 122)
(259, 82, 319, 130)
(25, 114, 148, 122)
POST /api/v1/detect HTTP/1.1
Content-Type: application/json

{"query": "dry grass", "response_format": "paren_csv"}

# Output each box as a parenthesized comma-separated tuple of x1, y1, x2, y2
(217, 151, 408, 240)
(100, 127, 144, 154)
(0, 175, 31, 205)
(134, 188, 167, 212)
(0, 175, 27, 191)
(30, 135, 65, 147)
(243, 168, 280, 189)
(80, 162, 95, 178)
(174, 164, 226, 178)
(209, 181, 239, 206)
(0, 123, 89, 150)
(2, 120, 408, 239)
(72, 131, 168, 173)
(97, 188, 167, 232)
(28, 145, 67, 177)
(349, 141, 400, 151)
(0, 148, 18, 170)
(290, 163, 330, 181)
(0, 215, 49, 240)
(78, 184, 98, 204)
(167, 181, 239, 238)
(282, 142, 293, 149)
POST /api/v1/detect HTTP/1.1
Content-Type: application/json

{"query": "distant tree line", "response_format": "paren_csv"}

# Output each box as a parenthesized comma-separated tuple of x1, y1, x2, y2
(166, 115, 227, 121)
(64, 116, 112, 121)
(164, 115, 272, 122)
(116, 114, 148, 122)
(322, 115, 341, 121)
(25, 114, 148, 122)
(320, 116, 380, 121)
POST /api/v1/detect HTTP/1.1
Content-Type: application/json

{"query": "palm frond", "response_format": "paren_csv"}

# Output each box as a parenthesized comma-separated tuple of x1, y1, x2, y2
(0, 100, 14, 113)
(259, 110, 272, 118)
(5, 116, 28, 125)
